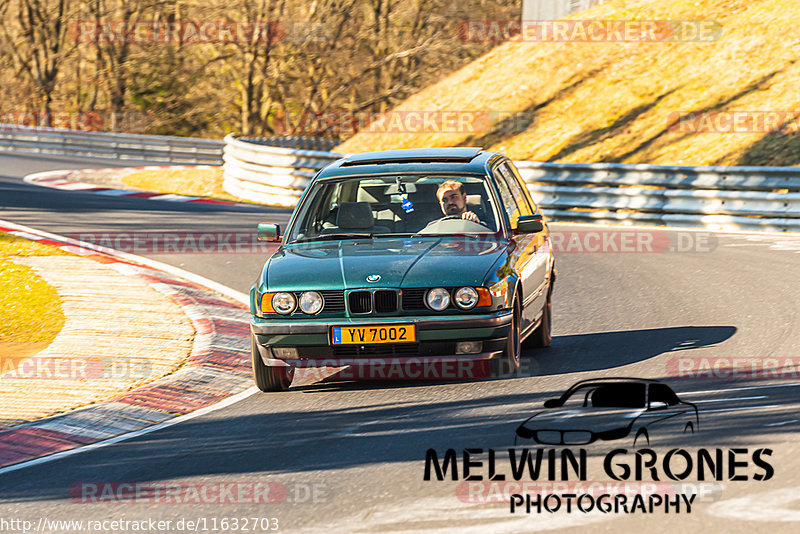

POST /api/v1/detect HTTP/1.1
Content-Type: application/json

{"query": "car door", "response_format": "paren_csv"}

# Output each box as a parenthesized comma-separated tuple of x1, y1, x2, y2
(640, 383, 692, 437)
(492, 161, 546, 335)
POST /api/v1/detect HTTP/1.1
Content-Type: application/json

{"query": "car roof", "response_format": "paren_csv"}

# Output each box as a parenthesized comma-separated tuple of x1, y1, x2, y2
(564, 378, 662, 390)
(317, 147, 502, 179)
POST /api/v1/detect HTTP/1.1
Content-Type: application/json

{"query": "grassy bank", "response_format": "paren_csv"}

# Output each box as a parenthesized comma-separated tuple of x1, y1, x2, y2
(337, 0, 800, 167)
(121, 167, 250, 203)
(0, 233, 67, 366)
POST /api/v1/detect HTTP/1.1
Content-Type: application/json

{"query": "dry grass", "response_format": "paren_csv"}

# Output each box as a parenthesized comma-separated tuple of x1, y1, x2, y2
(0, 233, 66, 353)
(337, 0, 800, 167)
(121, 167, 253, 203)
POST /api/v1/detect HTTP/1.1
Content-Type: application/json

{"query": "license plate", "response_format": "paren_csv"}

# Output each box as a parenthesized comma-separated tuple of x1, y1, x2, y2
(331, 325, 416, 345)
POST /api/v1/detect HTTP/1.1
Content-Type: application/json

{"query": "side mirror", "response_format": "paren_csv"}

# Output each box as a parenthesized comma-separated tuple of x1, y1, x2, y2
(257, 223, 281, 242)
(649, 401, 668, 410)
(543, 398, 561, 408)
(516, 214, 544, 234)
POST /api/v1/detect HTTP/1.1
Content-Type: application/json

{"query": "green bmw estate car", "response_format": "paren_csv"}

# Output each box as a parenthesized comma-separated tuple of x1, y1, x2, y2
(250, 147, 555, 391)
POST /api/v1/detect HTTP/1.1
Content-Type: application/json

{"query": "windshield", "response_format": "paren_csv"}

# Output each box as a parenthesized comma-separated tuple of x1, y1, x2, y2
(286, 174, 502, 243)
(561, 383, 647, 409)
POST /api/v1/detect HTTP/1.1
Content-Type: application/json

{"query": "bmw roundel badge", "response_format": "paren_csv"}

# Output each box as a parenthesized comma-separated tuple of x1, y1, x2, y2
(366, 274, 381, 283)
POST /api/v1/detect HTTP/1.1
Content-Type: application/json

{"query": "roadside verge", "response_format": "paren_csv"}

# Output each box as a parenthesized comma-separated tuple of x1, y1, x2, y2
(24, 167, 246, 206)
(0, 220, 254, 471)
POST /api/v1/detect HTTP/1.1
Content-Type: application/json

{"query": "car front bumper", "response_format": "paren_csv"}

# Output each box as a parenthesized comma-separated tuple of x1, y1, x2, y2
(251, 310, 513, 368)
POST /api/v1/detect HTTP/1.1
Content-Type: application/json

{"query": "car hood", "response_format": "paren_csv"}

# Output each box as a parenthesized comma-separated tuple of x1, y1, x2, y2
(265, 237, 509, 290)
(519, 406, 646, 433)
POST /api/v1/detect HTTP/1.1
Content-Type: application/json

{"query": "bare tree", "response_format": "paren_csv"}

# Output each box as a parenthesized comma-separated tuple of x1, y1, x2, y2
(1, 0, 76, 124)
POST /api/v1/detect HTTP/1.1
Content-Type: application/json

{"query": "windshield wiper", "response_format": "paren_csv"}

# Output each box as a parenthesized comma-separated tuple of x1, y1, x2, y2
(371, 233, 416, 238)
(289, 233, 374, 244)
(410, 232, 487, 238)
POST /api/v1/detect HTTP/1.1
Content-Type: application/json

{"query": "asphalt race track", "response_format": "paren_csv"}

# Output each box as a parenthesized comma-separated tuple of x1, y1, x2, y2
(2, 151, 800, 533)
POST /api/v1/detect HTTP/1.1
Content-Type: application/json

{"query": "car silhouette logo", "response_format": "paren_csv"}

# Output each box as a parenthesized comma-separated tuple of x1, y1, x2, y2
(366, 274, 381, 282)
(515, 378, 699, 447)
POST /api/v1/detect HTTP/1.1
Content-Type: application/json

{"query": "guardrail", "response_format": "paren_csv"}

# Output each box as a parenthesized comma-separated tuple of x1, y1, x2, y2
(6, 126, 798, 232)
(223, 134, 800, 232)
(222, 133, 344, 207)
(0, 125, 224, 164)
(515, 161, 800, 232)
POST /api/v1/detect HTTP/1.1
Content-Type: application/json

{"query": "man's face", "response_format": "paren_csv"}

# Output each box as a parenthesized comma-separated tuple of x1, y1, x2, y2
(439, 187, 466, 215)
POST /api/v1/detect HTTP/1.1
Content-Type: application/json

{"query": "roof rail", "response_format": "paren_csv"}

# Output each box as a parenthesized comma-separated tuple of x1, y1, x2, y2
(340, 147, 482, 166)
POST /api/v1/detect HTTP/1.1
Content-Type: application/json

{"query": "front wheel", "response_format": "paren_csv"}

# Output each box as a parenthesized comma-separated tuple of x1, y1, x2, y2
(251, 333, 293, 392)
(525, 288, 552, 348)
(503, 299, 522, 373)
(633, 428, 650, 447)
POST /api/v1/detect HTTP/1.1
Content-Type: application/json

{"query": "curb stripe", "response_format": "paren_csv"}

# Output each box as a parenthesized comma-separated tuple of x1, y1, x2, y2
(24, 166, 249, 207)
(0, 220, 256, 472)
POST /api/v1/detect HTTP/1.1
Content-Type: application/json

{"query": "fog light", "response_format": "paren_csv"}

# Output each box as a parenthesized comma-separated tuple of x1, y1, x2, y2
(455, 341, 482, 354)
(272, 347, 299, 359)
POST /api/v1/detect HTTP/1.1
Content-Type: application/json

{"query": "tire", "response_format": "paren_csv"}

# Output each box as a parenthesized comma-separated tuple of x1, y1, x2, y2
(490, 297, 521, 378)
(524, 287, 552, 348)
(633, 428, 650, 447)
(504, 298, 522, 373)
(251, 333, 293, 392)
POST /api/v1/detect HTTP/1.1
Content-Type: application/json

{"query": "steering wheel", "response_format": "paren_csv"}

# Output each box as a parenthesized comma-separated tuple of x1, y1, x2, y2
(417, 215, 492, 234)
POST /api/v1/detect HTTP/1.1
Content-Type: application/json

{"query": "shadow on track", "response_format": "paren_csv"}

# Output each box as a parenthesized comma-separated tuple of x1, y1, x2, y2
(530, 325, 737, 376)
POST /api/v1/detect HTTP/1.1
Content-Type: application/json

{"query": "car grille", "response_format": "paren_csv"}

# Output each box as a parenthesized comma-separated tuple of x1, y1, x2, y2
(401, 288, 428, 310)
(348, 290, 372, 314)
(374, 290, 398, 313)
(332, 343, 420, 357)
(289, 290, 344, 314)
(562, 431, 593, 445)
(533, 430, 594, 445)
(534, 431, 562, 445)
(319, 290, 345, 313)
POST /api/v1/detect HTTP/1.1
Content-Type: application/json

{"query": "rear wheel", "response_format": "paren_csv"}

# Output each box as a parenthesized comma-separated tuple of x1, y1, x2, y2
(525, 287, 552, 348)
(251, 333, 293, 392)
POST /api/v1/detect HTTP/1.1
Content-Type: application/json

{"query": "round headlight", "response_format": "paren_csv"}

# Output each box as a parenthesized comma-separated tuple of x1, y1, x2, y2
(454, 287, 479, 309)
(299, 291, 323, 314)
(426, 287, 450, 311)
(272, 292, 296, 315)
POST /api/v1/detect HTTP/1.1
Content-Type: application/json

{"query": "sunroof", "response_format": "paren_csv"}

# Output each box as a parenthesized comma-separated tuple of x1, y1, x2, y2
(340, 147, 482, 166)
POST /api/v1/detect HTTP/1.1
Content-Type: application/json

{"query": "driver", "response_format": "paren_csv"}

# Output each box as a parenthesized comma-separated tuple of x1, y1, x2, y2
(436, 180, 480, 222)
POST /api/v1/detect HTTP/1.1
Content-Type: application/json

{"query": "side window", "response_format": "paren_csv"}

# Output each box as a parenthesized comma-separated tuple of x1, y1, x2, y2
(503, 162, 539, 213)
(649, 384, 679, 406)
(493, 168, 521, 229)
(499, 163, 533, 215)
